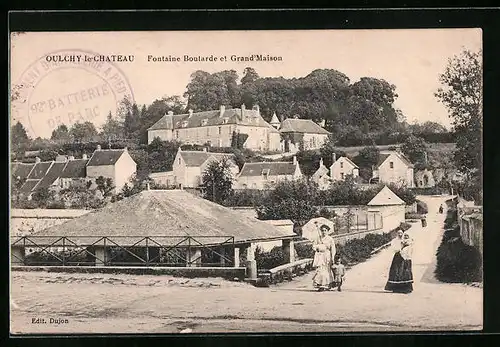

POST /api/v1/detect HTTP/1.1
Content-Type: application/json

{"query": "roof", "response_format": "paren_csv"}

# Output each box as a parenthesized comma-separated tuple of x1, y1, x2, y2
(11, 208, 90, 219)
(148, 107, 277, 131)
(26, 190, 296, 246)
(376, 152, 414, 168)
(279, 118, 330, 135)
(179, 150, 236, 167)
(27, 162, 53, 179)
(60, 159, 89, 178)
(312, 164, 329, 179)
(87, 149, 125, 166)
(270, 113, 280, 124)
(11, 162, 35, 180)
(19, 179, 40, 194)
(35, 162, 67, 189)
(367, 186, 405, 206)
(239, 161, 297, 177)
(333, 156, 359, 168)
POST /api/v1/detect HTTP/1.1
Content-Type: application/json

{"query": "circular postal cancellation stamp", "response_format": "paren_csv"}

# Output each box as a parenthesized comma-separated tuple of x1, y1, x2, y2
(11, 49, 135, 138)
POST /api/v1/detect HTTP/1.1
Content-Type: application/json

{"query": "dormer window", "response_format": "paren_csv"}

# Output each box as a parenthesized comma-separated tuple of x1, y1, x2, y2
(181, 121, 188, 128)
(201, 119, 208, 126)
(223, 118, 229, 124)
(262, 168, 270, 179)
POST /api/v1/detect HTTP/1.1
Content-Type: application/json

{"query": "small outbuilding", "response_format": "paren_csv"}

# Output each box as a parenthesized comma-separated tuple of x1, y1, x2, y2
(367, 185, 406, 231)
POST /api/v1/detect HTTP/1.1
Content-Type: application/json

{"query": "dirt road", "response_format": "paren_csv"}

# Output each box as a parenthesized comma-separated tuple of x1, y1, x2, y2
(10, 195, 482, 334)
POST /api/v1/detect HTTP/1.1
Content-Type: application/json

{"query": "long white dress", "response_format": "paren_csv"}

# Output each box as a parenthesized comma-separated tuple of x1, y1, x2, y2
(312, 235, 335, 289)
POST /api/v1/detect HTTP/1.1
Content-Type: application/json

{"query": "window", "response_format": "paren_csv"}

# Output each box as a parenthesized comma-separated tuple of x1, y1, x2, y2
(202, 119, 208, 126)
(178, 158, 181, 165)
(182, 121, 188, 128)
(242, 184, 247, 189)
(390, 161, 394, 169)
(340, 162, 344, 169)
(175, 130, 179, 139)
(341, 173, 344, 179)
(218, 126, 222, 135)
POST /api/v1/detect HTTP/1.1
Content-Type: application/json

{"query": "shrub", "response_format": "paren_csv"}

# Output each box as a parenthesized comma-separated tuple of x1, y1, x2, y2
(416, 200, 429, 214)
(435, 234, 482, 283)
(295, 242, 315, 259)
(336, 232, 393, 264)
(405, 212, 424, 220)
(255, 246, 286, 270)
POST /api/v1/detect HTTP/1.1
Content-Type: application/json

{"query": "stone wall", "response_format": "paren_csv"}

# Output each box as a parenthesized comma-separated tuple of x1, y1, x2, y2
(10, 209, 90, 237)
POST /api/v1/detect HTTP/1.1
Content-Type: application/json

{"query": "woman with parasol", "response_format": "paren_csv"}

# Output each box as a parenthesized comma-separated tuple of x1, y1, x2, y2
(312, 224, 336, 291)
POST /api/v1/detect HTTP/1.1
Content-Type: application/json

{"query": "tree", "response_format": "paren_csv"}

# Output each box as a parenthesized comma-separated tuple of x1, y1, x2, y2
(435, 49, 482, 180)
(124, 103, 141, 138)
(69, 122, 98, 142)
(241, 67, 260, 85)
(95, 176, 115, 198)
(184, 70, 239, 111)
(11, 121, 31, 151)
(51, 124, 71, 143)
(101, 112, 124, 141)
(401, 135, 428, 166)
(201, 158, 234, 204)
(353, 146, 380, 181)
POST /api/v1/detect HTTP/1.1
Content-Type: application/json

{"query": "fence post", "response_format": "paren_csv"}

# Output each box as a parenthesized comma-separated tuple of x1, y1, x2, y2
(62, 237, 66, 266)
(103, 237, 107, 266)
(146, 237, 149, 267)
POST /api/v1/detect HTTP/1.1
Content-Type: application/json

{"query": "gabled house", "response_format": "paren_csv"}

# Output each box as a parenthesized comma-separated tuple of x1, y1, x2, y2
(330, 153, 359, 181)
(172, 147, 239, 189)
(58, 156, 90, 189)
(18, 158, 53, 197)
(86, 145, 137, 193)
(372, 151, 414, 188)
(311, 158, 331, 190)
(147, 104, 282, 152)
(367, 185, 406, 231)
(278, 118, 330, 152)
(234, 156, 302, 190)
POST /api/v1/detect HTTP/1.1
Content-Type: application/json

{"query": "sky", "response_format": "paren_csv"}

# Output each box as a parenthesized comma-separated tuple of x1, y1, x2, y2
(10, 29, 482, 139)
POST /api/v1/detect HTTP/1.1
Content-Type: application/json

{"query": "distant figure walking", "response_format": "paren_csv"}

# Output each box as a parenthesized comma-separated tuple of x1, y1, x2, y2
(384, 230, 414, 294)
(312, 224, 335, 291)
(439, 204, 444, 214)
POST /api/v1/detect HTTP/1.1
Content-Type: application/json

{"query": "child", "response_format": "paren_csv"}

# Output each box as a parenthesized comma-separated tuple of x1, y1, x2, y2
(331, 257, 346, 292)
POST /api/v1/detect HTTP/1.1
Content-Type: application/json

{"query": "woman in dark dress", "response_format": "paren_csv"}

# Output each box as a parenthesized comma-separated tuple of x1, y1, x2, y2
(384, 231, 414, 293)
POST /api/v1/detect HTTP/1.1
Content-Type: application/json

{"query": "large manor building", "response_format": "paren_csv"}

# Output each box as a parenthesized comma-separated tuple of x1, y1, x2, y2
(147, 105, 282, 152)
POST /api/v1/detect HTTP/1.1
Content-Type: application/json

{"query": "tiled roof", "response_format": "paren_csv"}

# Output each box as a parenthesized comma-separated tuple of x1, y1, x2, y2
(19, 179, 40, 194)
(239, 161, 297, 177)
(60, 159, 89, 178)
(87, 149, 124, 166)
(35, 162, 67, 189)
(27, 162, 53, 180)
(279, 119, 330, 135)
(148, 107, 277, 132)
(30, 190, 296, 246)
(312, 164, 329, 179)
(11, 162, 35, 180)
(376, 154, 391, 167)
(180, 151, 236, 167)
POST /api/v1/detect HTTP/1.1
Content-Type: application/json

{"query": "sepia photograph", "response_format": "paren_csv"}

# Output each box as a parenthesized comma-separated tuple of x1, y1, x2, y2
(9, 28, 483, 334)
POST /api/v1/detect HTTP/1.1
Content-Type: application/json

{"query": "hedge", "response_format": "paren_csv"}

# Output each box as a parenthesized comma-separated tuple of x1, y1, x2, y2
(435, 227, 482, 283)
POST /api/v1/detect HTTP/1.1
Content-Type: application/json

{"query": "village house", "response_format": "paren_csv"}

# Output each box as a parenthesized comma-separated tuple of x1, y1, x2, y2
(278, 117, 330, 152)
(86, 145, 137, 193)
(414, 168, 436, 188)
(234, 156, 302, 190)
(330, 153, 360, 181)
(371, 151, 414, 188)
(11, 146, 137, 197)
(367, 185, 406, 231)
(147, 105, 282, 152)
(171, 147, 239, 189)
(311, 158, 331, 190)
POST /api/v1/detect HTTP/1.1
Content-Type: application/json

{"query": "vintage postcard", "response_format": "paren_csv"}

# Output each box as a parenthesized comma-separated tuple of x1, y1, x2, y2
(9, 28, 483, 334)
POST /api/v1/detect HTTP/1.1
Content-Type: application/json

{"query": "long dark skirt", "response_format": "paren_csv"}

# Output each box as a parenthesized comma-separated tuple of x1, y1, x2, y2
(384, 252, 413, 293)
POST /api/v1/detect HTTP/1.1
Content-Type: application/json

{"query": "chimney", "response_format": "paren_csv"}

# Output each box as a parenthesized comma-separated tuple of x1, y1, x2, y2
(219, 105, 225, 117)
(146, 182, 150, 190)
(123, 146, 128, 152)
(96, 144, 101, 151)
(319, 157, 324, 167)
(82, 154, 88, 160)
(292, 156, 297, 165)
(252, 104, 260, 113)
(202, 147, 207, 152)
(68, 155, 75, 161)
(332, 153, 337, 163)
(293, 114, 299, 119)
(35, 157, 41, 163)
(424, 151, 428, 165)
(167, 111, 174, 116)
